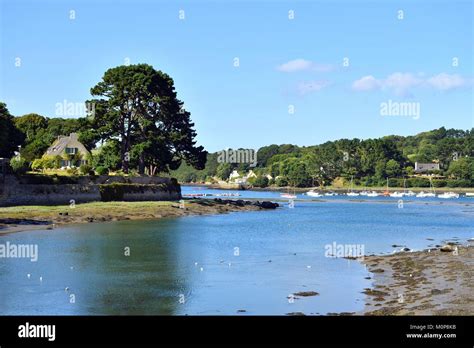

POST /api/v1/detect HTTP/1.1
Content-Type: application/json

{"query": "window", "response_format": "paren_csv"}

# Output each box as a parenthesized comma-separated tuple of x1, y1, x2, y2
(65, 147, 77, 154)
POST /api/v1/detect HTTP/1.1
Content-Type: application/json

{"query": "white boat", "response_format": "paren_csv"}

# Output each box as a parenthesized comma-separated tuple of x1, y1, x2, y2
(324, 192, 337, 196)
(347, 176, 359, 196)
(367, 191, 379, 197)
(416, 179, 436, 198)
(404, 190, 416, 197)
(438, 192, 459, 199)
(306, 190, 323, 198)
(359, 191, 369, 196)
(465, 193, 474, 197)
(281, 193, 297, 199)
(389, 192, 404, 198)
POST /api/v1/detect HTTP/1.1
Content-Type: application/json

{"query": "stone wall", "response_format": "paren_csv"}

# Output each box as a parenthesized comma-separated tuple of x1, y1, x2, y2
(0, 175, 181, 207)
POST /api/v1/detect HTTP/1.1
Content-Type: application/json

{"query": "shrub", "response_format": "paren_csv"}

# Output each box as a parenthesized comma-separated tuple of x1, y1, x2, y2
(95, 166, 108, 175)
(447, 179, 472, 188)
(432, 180, 447, 188)
(10, 157, 29, 174)
(66, 168, 78, 175)
(253, 176, 269, 188)
(275, 176, 288, 187)
(79, 164, 93, 175)
(31, 158, 44, 172)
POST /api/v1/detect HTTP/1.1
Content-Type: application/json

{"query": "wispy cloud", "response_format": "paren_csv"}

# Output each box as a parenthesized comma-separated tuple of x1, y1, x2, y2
(352, 72, 471, 96)
(297, 80, 330, 95)
(277, 59, 334, 73)
(426, 73, 468, 91)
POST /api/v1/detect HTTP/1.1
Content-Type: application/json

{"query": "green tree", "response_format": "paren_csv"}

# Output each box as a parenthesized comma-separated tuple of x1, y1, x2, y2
(447, 157, 473, 180)
(89, 64, 206, 174)
(216, 163, 233, 180)
(385, 159, 401, 177)
(0, 102, 24, 158)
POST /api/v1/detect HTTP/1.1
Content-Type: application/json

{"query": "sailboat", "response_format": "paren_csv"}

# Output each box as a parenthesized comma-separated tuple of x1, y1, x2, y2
(416, 179, 436, 198)
(403, 179, 415, 196)
(437, 192, 459, 199)
(280, 179, 297, 199)
(383, 178, 390, 196)
(346, 176, 359, 196)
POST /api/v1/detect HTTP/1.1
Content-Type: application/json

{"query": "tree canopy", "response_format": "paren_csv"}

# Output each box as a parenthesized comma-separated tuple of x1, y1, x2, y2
(88, 64, 206, 174)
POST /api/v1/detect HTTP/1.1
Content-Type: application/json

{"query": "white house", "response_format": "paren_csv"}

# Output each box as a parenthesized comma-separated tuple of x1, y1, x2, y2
(229, 170, 241, 181)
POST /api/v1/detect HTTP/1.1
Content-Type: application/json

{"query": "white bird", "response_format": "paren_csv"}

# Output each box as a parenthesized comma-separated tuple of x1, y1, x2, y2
(27, 274, 31, 279)
(228, 262, 232, 267)
(200, 267, 204, 272)
(70, 266, 74, 270)
(194, 262, 198, 266)
(65, 287, 70, 292)
(39, 276, 43, 282)
(306, 265, 311, 269)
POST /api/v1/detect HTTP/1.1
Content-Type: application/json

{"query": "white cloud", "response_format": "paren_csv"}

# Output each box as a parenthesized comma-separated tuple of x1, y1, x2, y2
(352, 75, 380, 91)
(383, 73, 423, 96)
(352, 72, 470, 95)
(297, 80, 330, 95)
(277, 59, 333, 73)
(427, 73, 468, 90)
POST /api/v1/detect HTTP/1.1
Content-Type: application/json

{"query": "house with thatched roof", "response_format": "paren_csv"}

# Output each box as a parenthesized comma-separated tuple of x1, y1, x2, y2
(44, 133, 90, 168)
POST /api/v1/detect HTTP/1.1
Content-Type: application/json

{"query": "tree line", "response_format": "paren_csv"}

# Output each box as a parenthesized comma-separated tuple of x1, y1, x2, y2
(171, 127, 474, 188)
(0, 64, 206, 175)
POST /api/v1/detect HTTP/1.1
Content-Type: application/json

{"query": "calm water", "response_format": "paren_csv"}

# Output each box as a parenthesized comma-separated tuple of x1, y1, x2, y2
(0, 187, 472, 315)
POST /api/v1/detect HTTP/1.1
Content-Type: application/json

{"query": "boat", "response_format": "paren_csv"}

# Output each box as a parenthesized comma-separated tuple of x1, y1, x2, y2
(359, 191, 369, 196)
(214, 193, 241, 197)
(389, 192, 404, 198)
(416, 179, 436, 198)
(324, 192, 337, 196)
(383, 178, 390, 196)
(281, 193, 297, 199)
(404, 190, 416, 196)
(465, 193, 474, 197)
(306, 191, 323, 197)
(347, 176, 359, 197)
(367, 191, 379, 197)
(438, 192, 459, 199)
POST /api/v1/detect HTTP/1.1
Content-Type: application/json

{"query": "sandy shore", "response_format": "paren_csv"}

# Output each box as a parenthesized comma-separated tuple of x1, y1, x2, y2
(360, 244, 474, 315)
(0, 199, 278, 234)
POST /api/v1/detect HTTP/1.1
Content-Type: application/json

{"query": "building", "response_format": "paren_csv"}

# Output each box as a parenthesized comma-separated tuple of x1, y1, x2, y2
(228, 170, 241, 181)
(44, 133, 90, 168)
(414, 162, 440, 173)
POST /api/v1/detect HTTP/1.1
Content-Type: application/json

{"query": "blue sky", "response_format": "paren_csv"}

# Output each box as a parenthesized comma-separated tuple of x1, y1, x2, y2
(1, 0, 473, 152)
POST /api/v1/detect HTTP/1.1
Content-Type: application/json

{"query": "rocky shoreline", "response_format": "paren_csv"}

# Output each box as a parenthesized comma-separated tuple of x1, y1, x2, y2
(360, 243, 474, 315)
(0, 198, 279, 234)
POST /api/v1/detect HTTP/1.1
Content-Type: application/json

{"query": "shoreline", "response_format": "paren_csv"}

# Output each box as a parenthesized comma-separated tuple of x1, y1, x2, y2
(0, 199, 278, 235)
(182, 183, 474, 194)
(359, 244, 474, 315)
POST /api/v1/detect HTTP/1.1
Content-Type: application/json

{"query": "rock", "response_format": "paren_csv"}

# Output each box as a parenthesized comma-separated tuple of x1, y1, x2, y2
(440, 245, 455, 252)
(370, 268, 385, 273)
(402, 247, 411, 252)
(293, 291, 319, 297)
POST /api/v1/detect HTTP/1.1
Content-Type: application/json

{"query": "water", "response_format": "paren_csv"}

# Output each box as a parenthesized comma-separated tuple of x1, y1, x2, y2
(0, 187, 472, 315)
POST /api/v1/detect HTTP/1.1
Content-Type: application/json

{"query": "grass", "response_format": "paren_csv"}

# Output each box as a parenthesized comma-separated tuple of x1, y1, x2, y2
(0, 201, 176, 220)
